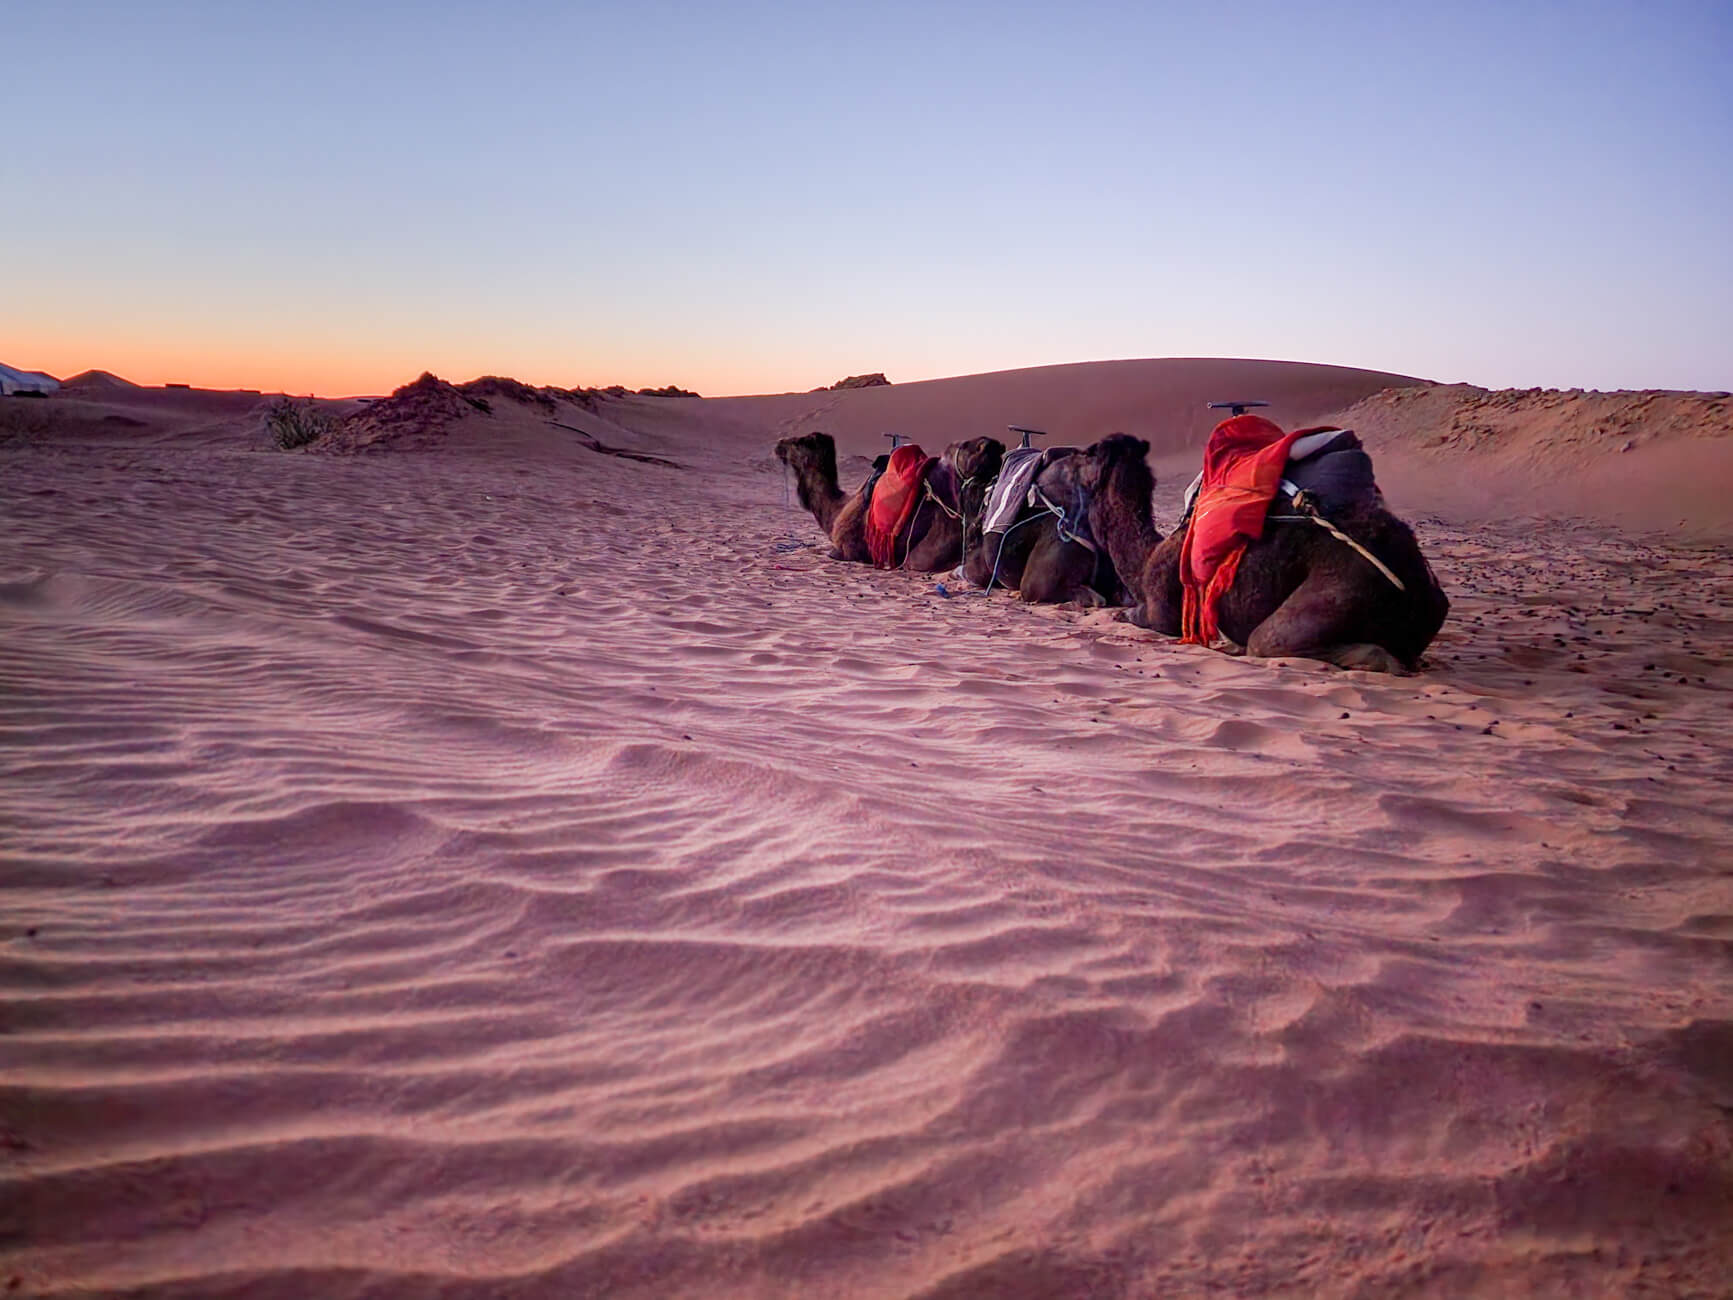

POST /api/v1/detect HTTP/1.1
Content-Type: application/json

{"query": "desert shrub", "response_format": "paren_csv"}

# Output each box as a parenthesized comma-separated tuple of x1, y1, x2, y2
(265, 397, 337, 450)
(0, 398, 53, 442)
(460, 375, 554, 410)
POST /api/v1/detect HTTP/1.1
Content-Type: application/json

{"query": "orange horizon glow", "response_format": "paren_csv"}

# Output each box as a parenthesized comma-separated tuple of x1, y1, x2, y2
(0, 337, 859, 402)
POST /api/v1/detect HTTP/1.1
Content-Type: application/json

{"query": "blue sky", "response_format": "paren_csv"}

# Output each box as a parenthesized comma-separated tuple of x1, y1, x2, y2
(5, 1, 1729, 394)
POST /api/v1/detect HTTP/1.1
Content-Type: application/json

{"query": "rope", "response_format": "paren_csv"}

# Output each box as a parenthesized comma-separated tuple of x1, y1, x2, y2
(982, 503, 1060, 593)
(1267, 495, 1406, 591)
(1030, 485, 1096, 553)
(895, 472, 976, 568)
(772, 460, 808, 553)
(895, 494, 921, 568)
(922, 475, 969, 521)
(1030, 483, 1114, 597)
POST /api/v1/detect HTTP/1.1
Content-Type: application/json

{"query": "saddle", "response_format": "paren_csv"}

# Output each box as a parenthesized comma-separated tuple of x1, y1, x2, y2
(1181, 415, 1314, 644)
(860, 452, 891, 507)
(980, 447, 1049, 534)
(1180, 426, 1373, 522)
(864, 443, 935, 568)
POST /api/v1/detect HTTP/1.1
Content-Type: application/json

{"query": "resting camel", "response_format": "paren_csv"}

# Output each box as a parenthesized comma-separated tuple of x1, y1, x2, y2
(1037, 434, 1448, 671)
(773, 431, 963, 571)
(951, 440, 1125, 606)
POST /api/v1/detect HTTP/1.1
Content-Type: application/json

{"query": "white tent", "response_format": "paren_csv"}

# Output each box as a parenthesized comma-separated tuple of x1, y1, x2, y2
(0, 363, 59, 396)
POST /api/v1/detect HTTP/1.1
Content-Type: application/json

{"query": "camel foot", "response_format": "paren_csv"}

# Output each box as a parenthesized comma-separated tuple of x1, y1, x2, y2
(1323, 643, 1411, 674)
(1126, 604, 1180, 634)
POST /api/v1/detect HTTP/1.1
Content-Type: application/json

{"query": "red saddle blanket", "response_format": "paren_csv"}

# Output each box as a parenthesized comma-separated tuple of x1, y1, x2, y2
(1180, 415, 1306, 644)
(865, 443, 934, 568)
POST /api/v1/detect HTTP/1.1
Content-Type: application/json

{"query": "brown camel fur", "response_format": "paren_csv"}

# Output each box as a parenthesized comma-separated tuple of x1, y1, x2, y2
(953, 442, 1125, 606)
(1038, 434, 1448, 672)
(946, 434, 1005, 564)
(774, 431, 962, 571)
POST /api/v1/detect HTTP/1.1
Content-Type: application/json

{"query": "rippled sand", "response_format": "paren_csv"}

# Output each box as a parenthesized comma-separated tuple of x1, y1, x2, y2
(3, 372, 1731, 1296)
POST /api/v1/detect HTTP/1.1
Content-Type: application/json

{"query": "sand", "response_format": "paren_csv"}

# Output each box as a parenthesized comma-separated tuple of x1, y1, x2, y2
(2, 360, 1730, 1297)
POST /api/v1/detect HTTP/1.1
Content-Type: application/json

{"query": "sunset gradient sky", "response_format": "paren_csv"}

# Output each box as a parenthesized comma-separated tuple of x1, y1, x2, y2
(5, 1, 1729, 396)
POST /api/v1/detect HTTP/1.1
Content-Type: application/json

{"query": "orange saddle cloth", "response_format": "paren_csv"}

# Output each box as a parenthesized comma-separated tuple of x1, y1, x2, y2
(865, 443, 934, 568)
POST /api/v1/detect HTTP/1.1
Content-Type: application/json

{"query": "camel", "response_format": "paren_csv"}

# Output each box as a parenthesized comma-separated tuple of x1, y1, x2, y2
(773, 431, 963, 571)
(1036, 434, 1448, 671)
(945, 433, 1004, 558)
(950, 440, 1125, 606)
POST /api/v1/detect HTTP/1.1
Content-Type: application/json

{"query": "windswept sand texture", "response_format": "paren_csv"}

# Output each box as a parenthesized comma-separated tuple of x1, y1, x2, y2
(3, 360, 1731, 1297)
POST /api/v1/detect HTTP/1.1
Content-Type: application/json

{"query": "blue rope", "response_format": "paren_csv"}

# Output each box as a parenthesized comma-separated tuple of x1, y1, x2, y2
(981, 505, 1060, 595)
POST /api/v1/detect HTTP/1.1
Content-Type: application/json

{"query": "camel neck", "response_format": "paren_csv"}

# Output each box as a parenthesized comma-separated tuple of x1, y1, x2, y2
(959, 476, 991, 548)
(1093, 475, 1163, 605)
(796, 469, 846, 534)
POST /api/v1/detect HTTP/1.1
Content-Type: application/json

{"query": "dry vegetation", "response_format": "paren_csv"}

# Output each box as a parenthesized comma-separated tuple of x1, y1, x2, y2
(263, 397, 338, 450)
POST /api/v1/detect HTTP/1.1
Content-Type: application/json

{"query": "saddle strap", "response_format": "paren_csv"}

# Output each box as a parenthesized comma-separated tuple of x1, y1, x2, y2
(1269, 497, 1406, 592)
(1030, 486, 1097, 553)
(923, 477, 965, 521)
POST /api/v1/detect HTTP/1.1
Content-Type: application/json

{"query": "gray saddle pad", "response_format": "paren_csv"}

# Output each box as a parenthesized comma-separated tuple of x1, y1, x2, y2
(982, 447, 1046, 533)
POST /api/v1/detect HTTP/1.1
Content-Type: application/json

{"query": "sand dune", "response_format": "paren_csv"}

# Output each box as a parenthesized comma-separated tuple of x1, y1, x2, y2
(714, 357, 1427, 462)
(1328, 384, 1733, 542)
(2, 361, 1731, 1296)
(57, 370, 139, 392)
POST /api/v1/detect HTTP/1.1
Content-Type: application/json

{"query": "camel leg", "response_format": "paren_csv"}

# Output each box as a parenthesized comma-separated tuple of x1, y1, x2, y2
(1139, 541, 1184, 635)
(972, 524, 1035, 592)
(963, 542, 994, 587)
(1017, 535, 1091, 604)
(1017, 564, 1071, 603)
(1244, 572, 1410, 674)
(902, 503, 961, 572)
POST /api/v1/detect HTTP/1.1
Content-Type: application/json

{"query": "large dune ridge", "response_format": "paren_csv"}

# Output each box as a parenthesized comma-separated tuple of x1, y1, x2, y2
(709, 358, 1433, 460)
(2, 357, 1730, 1296)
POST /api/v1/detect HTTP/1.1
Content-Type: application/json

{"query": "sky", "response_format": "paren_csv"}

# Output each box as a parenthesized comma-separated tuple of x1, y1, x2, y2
(4, 1, 1729, 396)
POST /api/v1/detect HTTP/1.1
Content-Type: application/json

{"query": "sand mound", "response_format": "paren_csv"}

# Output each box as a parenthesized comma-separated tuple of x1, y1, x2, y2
(322, 372, 598, 454)
(1326, 384, 1733, 539)
(3, 356, 1730, 1294)
(57, 369, 138, 390)
(1332, 383, 1732, 461)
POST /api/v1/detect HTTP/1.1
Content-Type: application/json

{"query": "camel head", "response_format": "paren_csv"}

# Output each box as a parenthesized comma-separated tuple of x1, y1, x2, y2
(1039, 434, 1154, 529)
(776, 433, 835, 478)
(1082, 433, 1154, 501)
(774, 431, 839, 486)
(945, 435, 1005, 485)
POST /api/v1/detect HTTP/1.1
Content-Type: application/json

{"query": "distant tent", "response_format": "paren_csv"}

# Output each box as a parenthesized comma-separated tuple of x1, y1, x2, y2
(0, 363, 59, 396)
